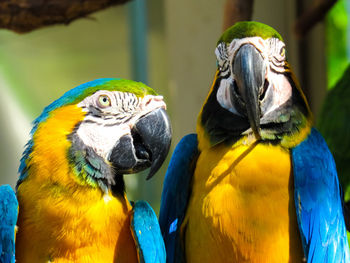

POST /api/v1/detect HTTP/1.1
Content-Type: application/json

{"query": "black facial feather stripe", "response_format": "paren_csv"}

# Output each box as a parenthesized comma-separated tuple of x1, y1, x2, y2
(87, 106, 127, 119)
(217, 43, 228, 61)
(81, 92, 144, 127)
(219, 68, 231, 78)
(82, 119, 97, 124)
(113, 92, 141, 112)
(82, 117, 125, 126)
(270, 66, 284, 74)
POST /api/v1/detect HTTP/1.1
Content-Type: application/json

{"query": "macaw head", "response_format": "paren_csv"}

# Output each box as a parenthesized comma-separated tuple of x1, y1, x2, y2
(18, 78, 172, 195)
(198, 21, 312, 148)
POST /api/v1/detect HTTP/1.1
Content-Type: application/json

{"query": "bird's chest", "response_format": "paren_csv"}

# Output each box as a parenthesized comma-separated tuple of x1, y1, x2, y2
(15, 186, 138, 263)
(184, 142, 304, 263)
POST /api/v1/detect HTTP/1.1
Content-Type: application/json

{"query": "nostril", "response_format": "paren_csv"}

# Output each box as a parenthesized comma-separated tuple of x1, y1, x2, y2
(145, 98, 152, 106)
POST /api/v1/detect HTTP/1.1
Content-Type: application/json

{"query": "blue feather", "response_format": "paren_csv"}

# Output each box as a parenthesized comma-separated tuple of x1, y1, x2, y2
(293, 128, 350, 262)
(159, 134, 198, 263)
(0, 185, 18, 263)
(131, 201, 166, 263)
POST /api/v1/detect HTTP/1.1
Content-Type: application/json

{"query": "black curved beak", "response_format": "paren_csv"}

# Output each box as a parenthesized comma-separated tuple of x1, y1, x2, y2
(133, 108, 172, 179)
(108, 108, 172, 179)
(232, 44, 266, 140)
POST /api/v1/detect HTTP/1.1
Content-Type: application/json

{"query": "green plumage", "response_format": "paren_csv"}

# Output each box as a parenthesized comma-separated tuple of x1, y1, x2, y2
(317, 65, 350, 201)
(218, 21, 283, 45)
(68, 79, 157, 105)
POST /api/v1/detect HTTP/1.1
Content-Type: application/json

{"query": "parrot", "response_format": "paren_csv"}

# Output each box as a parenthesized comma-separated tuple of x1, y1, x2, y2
(159, 21, 350, 263)
(317, 65, 350, 231)
(0, 78, 171, 263)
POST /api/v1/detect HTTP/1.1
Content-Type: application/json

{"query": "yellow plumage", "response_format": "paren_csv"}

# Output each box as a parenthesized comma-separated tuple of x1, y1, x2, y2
(183, 136, 305, 263)
(181, 70, 312, 261)
(16, 105, 138, 263)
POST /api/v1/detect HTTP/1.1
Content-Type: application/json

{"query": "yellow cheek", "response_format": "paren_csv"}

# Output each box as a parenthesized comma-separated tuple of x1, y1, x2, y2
(28, 104, 86, 186)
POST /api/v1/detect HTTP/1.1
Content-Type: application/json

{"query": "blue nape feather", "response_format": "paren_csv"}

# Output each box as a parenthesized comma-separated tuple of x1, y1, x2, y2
(292, 128, 350, 262)
(131, 201, 166, 263)
(0, 185, 18, 263)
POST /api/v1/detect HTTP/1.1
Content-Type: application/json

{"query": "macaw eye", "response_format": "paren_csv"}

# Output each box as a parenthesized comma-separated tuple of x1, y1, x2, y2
(280, 47, 286, 57)
(97, 95, 111, 108)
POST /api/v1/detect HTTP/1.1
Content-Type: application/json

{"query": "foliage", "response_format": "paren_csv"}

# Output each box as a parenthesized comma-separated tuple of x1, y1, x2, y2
(326, 0, 349, 89)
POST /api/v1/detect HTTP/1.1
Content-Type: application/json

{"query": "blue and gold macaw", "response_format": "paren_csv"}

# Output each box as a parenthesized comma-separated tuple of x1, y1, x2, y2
(159, 21, 350, 263)
(0, 78, 171, 263)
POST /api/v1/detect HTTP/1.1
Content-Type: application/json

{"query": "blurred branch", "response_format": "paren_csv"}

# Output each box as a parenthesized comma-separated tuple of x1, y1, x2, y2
(294, 0, 337, 39)
(223, 0, 254, 31)
(0, 0, 131, 33)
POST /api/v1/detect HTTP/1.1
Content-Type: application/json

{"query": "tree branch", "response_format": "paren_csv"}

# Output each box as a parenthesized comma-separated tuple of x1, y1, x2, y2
(0, 0, 131, 33)
(223, 0, 254, 31)
(294, 0, 338, 39)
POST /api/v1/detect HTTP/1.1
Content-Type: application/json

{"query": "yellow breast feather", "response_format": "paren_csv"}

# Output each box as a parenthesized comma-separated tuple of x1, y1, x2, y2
(183, 140, 304, 263)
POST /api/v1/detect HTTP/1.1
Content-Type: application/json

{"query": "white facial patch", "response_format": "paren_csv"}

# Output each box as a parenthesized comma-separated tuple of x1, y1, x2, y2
(216, 78, 242, 116)
(76, 121, 130, 159)
(215, 36, 289, 118)
(261, 72, 292, 116)
(75, 90, 166, 160)
(228, 37, 269, 60)
(215, 37, 286, 76)
(227, 37, 285, 71)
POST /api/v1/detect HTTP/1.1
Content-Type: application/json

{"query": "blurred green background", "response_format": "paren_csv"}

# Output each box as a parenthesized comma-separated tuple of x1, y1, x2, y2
(0, 0, 349, 213)
(326, 0, 350, 88)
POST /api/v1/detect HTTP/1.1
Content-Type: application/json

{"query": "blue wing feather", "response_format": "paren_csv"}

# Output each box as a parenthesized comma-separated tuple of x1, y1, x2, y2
(292, 128, 350, 262)
(159, 134, 198, 263)
(131, 200, 166, 263)
(0, 185, 18, 263)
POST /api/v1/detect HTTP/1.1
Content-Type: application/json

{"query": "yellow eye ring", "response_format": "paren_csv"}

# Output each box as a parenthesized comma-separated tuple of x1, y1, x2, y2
(97, 95, 111, 108)
(280, 47, 286, 57)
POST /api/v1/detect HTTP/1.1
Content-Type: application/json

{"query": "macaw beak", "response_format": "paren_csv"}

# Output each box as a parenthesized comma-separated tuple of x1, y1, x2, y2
(133, 108, 172, 179)
(108, 108, 172, 180)
(232, 44, 266, 140)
